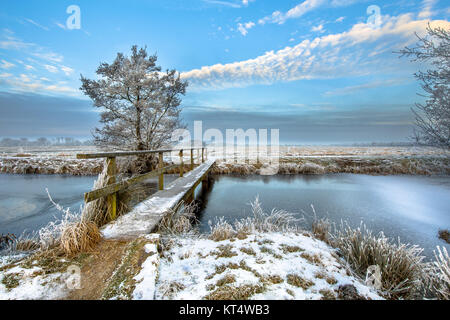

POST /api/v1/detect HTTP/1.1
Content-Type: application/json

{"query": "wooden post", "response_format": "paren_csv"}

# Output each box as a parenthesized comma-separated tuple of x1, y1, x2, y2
(190, 148, 194, 170)
(106, 157, 117, 220)
(202, 148, 205, 163)
(179, 149, 184, 177)
(158, 152, 164, 190)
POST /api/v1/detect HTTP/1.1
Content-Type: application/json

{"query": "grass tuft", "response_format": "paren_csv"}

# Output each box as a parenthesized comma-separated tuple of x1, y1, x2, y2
(286, 274, 314, 289)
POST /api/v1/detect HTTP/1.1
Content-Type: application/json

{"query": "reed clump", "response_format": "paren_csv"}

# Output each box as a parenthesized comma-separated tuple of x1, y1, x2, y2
(208, 196, 300, 242)
(158, 201, 198, 235)
(329, 222, 427, 299)
(59, 220, 101, 256)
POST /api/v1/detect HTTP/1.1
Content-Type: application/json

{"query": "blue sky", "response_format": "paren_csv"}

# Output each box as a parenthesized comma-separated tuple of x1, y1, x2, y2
(0, 0, 449, 143)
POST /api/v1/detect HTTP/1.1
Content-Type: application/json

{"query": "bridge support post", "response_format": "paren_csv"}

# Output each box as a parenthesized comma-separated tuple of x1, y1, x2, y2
(158, 152, 164, 190)
(190, 148, 194, 170)
(179, 149, 184, 177)
(202, 148, 205, 163)
(201, 175, 209, 194)
(106, 157, 117, 220)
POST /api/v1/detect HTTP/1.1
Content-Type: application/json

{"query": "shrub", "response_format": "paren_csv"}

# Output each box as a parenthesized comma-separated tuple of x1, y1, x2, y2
(158, 201, 198, 235)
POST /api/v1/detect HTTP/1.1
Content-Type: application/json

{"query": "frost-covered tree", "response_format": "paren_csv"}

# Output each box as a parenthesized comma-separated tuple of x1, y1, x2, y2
(398, 24, 450, 148)
(80, 45, 188, 152)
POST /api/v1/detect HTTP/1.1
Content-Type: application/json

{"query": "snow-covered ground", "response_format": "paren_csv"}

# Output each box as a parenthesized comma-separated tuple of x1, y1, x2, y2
(151, 232, 383, 300)
(0, 259, 68, 300)
(0, 231, 383, 300)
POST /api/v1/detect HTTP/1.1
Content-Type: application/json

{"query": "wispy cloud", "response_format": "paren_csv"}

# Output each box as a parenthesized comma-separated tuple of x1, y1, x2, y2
(311, 24, 325, 32)
(259, 0, 327, 25)
(418, 0, 436, 19)
(203, 0, 243, 8)
(0, 59, 15, 69)
(55, 22, 66, 30)
(237, 21, 255, 35)
(23, 18, 49, 31)
(182, 13, 450, 91)
(60, 65, 74, 76)
(44, 65, 59, 73)
(0, 73, 80, 97)
(324, 78, 409, 96)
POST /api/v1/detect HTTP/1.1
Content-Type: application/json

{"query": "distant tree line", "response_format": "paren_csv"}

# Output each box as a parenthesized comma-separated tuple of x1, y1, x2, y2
(0, 137, 94, 147)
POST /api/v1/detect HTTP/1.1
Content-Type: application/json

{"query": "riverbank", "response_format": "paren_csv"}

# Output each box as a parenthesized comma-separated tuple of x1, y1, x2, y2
(0, 231, 382, 300)
(1, 196, 448, 300)
(1, 146, 449, 176)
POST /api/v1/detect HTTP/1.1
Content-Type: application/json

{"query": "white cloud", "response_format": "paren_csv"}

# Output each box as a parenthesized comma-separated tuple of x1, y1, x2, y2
(335, 16, 345, 22)
(0, 59, 15, 69)
(311, 24, 324, 32)
(237, 21, 255, 36)
(60, 65, 74, 76)
(24, 65, 35, 70)
(181, 14, 450, 91)
(44, 65, 59, 73)
(258, 0, 359, 25)
(259, 0, 326, 25)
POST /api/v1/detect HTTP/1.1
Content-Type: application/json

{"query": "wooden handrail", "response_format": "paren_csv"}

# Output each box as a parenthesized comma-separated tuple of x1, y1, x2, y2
(77, 147, 207, 220)
(84, 164, 179, 203)
(77, 148, 184, 159)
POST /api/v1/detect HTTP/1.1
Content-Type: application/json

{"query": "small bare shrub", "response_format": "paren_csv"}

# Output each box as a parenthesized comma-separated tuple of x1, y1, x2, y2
(14, 233, 40, 252)
(208, 196, 300, 241)
(209, 217, 236, 241)
(312, 218, 331, 243)
(158, 201, 198, 235)
(438, 229, 450, 244)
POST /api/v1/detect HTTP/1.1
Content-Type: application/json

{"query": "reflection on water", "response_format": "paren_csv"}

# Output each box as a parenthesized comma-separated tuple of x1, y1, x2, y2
(0, 173, 178, 236)
(0, 174, 96, 236)
(195, 174, 450, 259)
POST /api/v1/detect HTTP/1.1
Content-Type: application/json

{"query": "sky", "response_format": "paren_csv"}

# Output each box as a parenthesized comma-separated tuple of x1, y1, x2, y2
(0, 0, 449, 144)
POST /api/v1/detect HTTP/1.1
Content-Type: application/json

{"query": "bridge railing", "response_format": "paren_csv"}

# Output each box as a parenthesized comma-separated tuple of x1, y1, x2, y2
(76, 147, 207, 220)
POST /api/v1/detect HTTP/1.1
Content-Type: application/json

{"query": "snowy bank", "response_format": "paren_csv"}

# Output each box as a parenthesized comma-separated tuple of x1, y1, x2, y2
(152, 232, 383, 300)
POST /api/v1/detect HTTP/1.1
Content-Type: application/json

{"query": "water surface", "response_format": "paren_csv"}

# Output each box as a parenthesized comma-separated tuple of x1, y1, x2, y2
(196, 174, 450, 258)
(0, 173, 177, 236)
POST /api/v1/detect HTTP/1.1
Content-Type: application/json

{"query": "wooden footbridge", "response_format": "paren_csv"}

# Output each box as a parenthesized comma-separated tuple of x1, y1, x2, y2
(76, 148, 215, 239)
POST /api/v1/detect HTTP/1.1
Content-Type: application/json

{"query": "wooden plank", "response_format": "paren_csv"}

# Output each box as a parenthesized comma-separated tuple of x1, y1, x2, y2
(101, 159, 216, 239)
(84, 164, 179, 203)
